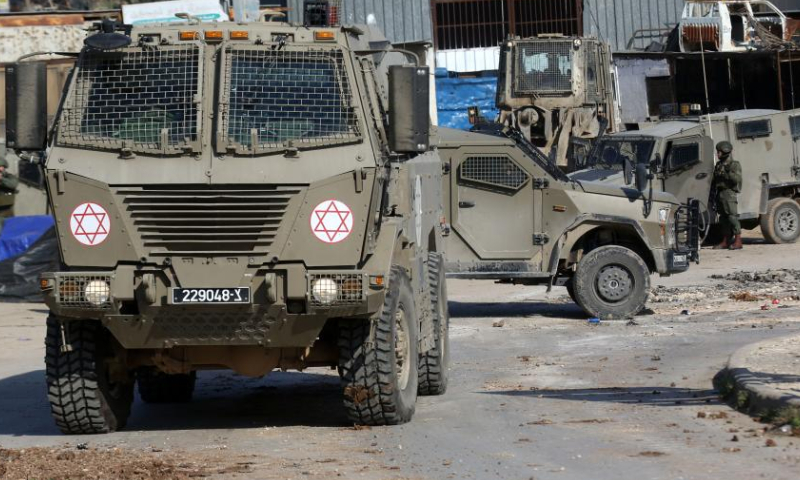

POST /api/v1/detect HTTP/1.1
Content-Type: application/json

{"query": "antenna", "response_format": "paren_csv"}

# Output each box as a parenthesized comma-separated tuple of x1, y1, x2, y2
(699, 36, 714, 140)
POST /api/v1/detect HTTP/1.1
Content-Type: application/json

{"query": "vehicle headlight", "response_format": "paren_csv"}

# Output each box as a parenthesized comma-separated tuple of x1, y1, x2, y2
(658, 207, 670, 225)
(311, 278, 339, 305)
(85, 280, 110, 306)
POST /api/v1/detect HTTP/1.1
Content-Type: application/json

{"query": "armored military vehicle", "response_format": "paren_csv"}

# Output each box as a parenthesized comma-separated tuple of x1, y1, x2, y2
(494, 35, 618, 171)
(439, 125, 701, 320)
(573, 109, 800, 244)
(6, 16, 448, 432)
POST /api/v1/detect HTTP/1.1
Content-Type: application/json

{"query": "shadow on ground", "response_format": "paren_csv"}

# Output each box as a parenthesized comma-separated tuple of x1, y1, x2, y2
(482, 386, 723, 407)
(0, 369, 349, 437)
(449, 301, 587, 319)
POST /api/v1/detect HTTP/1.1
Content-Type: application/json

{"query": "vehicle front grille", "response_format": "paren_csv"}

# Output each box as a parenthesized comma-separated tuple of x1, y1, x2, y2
(113, 185, 302, 255)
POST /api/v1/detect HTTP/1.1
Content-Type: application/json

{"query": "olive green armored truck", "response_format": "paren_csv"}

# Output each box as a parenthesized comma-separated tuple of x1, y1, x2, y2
(572, 110, 800, 244)
(5, 18, 449, 433)
(439, 126, 700, 320)
(494, 35, 618, 171)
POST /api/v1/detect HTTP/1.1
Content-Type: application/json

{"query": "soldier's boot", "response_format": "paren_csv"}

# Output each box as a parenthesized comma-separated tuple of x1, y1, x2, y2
(713, 236, 730, 249)
(729, 235, 743, 250)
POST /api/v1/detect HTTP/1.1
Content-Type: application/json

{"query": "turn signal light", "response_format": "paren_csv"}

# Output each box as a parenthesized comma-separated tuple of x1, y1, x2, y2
(204, 30, 224, 41)
(179, 31, 198, 40)
(230, 30, 249, 40)
(314, 30, 335, 42)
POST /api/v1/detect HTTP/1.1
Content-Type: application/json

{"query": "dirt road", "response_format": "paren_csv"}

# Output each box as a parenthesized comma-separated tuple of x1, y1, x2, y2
(1, 232, 799, 479)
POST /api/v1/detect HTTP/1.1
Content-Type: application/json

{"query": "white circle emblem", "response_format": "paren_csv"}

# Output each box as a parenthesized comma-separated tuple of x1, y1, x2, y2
(70, 202, 111, 246)
(310, 199, 354, 244)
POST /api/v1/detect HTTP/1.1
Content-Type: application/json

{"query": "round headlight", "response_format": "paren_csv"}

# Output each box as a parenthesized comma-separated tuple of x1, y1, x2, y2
(312, 278, 338, 305)
(85, 280, 110, 306)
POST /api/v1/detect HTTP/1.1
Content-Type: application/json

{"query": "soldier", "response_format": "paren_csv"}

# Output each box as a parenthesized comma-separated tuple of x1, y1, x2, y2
(0, 155, 19, 232)
(712, 141, 743, 250)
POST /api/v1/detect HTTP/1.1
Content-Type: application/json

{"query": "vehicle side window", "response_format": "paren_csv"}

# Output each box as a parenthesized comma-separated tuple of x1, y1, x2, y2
(790, 116, 800, 139)
(667, 143, 701, 172)
(736, 119, 772, 139)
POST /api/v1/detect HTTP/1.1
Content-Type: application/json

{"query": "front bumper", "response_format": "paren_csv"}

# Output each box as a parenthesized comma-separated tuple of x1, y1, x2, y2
(41, 266, 385, 349)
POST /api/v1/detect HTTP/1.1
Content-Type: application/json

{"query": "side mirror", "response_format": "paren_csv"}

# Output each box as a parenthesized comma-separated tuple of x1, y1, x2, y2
(650, 153, 662, 173)
(635, 162, 649, 192)
(5, 61, 48, 152)
(623, 158, 634, 185)
(388, 65, 430, 154)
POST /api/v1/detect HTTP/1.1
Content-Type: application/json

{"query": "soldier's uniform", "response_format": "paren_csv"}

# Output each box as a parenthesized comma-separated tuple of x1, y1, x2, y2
(0, 156, 19, 231)
(712, 141, 743, 250)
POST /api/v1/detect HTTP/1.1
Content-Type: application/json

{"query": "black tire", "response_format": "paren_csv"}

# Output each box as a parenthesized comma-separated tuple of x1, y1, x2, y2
(761, 197, 800, 244)
(338, 266, 419, 425)
(565, 277, 578, 304)
(573, 245, 650, 320)
(45, 315, 133, 434)
(418, 253, 449, 396)
(137, 368, 196, 403)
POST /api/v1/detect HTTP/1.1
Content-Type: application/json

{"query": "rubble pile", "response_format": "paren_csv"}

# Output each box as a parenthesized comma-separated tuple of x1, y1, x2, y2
(710, 269, 800, 284)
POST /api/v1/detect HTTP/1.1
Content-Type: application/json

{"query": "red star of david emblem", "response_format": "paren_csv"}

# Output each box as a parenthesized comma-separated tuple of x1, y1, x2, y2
(71, 203, 110, 246)
(311, 200, 352, 243)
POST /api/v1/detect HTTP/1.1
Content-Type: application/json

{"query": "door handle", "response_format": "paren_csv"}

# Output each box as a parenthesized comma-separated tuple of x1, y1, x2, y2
(695, 172, 708, 180)
(459, 200, 476, 208)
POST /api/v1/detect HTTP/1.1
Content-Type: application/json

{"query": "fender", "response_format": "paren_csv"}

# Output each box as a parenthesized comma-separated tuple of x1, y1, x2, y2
(547, 213, 655, 276)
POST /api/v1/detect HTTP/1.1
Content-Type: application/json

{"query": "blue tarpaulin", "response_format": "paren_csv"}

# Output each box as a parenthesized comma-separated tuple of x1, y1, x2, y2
(435, 68, 499, 131)
(0, 215, 55, 262)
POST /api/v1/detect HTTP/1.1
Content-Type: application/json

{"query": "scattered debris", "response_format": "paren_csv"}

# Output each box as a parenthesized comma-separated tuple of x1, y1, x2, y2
(697, 412, 707, 418)
(766, 438, 778, 447)
(712, 270, 800, 284)
(527, 419, 553, 426)
(492, 320, 505, 328)
(731, 292, 759, 302)
(731, 435, 739, 442)
(634, 451, 666, 457)
(588, 318, 600, 325)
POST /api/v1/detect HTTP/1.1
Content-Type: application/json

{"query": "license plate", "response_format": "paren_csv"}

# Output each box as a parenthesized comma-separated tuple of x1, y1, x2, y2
(172, 287, 250, 305)
(672, 253, 688, 266)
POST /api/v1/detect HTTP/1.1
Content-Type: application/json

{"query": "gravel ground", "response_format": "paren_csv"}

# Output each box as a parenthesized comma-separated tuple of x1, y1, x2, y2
(1, 231, 800, 480)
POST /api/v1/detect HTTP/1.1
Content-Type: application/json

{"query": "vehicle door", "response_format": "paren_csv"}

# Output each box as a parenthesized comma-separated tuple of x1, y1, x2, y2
(661, 135, 715, 219)
(447, 148, 542, 268)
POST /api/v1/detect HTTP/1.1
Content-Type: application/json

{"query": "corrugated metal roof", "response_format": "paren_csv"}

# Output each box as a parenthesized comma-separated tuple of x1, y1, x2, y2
(287, 0, 432, 44)
(583, 0, 684, 51)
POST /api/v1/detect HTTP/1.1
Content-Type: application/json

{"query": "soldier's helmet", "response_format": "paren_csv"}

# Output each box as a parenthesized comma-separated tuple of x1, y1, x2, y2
(715, 141, 733, 155)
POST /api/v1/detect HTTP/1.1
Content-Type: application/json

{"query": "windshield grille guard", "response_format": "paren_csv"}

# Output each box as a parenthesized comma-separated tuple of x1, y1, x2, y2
(57, 45, 202, 155)
(514, 40, 574, 95)
(217, 45, 361, 155)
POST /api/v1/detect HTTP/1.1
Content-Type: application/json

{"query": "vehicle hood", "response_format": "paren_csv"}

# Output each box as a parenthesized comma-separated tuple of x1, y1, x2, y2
(575, 177, 679, 205)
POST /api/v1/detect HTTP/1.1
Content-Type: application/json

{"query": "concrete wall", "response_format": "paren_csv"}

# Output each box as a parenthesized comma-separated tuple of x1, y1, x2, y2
(614, 56, 671, 124)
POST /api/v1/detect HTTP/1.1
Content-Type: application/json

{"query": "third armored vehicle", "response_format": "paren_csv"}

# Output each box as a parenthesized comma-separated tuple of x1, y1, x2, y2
(573, 109, 800, 244)
(6, 17, 447, 432)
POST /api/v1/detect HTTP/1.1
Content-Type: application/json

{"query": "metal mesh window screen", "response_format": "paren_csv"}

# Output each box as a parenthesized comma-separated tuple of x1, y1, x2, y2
(515, 41, 573, 94)
(59, 46, 201, 153)
(220, 47, 359, 153)
(460, 156, 529, 190)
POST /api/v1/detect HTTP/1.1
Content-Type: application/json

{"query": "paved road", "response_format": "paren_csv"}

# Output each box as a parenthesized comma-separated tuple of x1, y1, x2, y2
(1, 236, 799, 479)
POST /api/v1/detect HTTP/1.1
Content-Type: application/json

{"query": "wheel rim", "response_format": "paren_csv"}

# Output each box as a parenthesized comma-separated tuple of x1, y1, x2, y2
(595, 264, 634, 303)
(394, 307, 411, 391)
(776, 207, 799, 238)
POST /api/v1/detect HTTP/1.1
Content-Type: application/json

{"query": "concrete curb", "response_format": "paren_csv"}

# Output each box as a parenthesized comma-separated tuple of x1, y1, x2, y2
(714, 333, 800, 418)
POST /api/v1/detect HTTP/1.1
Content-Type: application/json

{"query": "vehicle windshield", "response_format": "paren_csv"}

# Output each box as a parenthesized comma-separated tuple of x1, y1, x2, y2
(58, 45, 201, 154)
(515, 41, 573, 93)
(586, 138, 656, 170)
(57, 44, 360, 155)
(220, 47, 360, 153)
